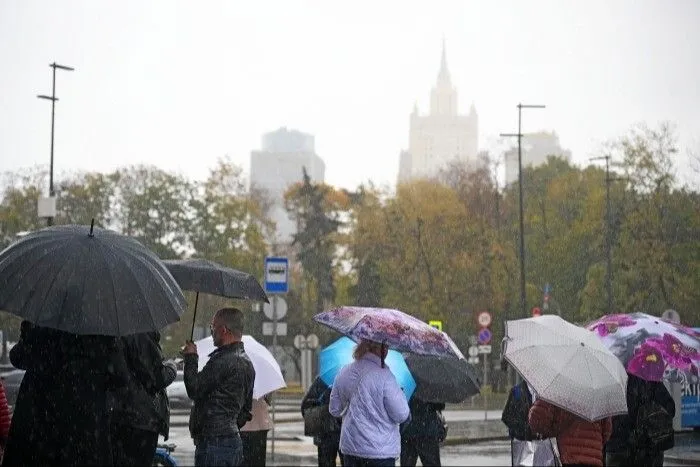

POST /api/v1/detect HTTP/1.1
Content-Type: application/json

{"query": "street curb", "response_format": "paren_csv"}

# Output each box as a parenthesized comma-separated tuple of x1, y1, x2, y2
(663, 455, 700, 466)
(442, 435, 510, 446)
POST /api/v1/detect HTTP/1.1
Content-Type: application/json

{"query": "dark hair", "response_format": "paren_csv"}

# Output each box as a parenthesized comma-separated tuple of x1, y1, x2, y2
(215, 307, 244, 336)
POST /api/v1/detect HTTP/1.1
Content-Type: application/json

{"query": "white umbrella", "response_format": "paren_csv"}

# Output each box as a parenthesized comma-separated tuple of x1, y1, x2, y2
(503, 315, 628, 422)
(195, 335, 286, 399)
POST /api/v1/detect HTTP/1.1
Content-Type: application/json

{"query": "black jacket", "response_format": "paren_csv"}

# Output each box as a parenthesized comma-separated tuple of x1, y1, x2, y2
(501, 380, 536, 441)
(184, 341, 255, 440)
(110, 332, 176, 438)
(606, 373, 676, 453)
(3, 321, 128, 466)
(400, 396, 446, 439)
(301, 376, 341, 445)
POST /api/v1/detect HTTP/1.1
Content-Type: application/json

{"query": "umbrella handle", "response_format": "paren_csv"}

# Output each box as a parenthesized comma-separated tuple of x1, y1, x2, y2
(189, 292, 200, 341)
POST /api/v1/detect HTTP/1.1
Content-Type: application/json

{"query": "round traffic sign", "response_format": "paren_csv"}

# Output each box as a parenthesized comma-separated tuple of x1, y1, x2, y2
(263, 296, 287, 320)
(477, 328, 492, 345)
(293, 334, 306, 350)
(477, 311, 492, 327)
(306, 334, 319, 349)
(468, 346, 479, 357)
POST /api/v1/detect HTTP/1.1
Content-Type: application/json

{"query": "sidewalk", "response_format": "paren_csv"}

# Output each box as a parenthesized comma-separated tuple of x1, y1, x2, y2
(665, 431, 700, 465)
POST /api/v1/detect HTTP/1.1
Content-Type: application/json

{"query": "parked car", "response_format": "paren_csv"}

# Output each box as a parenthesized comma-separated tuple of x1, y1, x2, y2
(166, 370, 191, 409)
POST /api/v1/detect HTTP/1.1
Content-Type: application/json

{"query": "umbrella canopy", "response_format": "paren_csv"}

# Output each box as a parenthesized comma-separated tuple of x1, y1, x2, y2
(319, 336, 416, 400)
(586, 312, 700, 384)
(0, 224, 186, 336)
(503, 315, 628, 422)
(313, 306, 462, 358)
(404, 353, 481, 403)
(196, 335, 286, 399)
(163, 259, 269, 303)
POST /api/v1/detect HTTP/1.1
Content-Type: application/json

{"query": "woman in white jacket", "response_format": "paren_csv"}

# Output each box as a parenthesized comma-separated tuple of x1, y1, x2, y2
(241, 396, 273, 466)
(330, 339, 410, 467)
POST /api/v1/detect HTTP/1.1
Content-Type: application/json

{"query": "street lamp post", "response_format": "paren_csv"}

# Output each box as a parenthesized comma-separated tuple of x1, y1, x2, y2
(37, 62, 74, 226)
(500, 103, 546, 323)
(590, 154, 623, 314)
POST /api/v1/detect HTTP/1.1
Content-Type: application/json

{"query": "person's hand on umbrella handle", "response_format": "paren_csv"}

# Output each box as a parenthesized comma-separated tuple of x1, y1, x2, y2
(182, 340, 197, 355)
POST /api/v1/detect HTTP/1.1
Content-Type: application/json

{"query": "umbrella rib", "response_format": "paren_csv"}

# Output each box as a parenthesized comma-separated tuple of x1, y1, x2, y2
(31, 244, 78, 325)
(100, 242, 123, 335)
(3, 241, 70, 311)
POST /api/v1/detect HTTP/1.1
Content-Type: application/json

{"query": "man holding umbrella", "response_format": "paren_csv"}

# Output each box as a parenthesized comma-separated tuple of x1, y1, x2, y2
(182, 307, 255, 467)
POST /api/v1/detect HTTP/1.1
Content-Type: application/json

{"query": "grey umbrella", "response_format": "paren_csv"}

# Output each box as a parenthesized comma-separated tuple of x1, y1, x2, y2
(0, 222, 187, 336)
(162, 258, 269, 339)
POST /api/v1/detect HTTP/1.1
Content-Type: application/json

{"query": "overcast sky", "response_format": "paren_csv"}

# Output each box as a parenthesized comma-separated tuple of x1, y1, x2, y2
(1, 0, 698, 192)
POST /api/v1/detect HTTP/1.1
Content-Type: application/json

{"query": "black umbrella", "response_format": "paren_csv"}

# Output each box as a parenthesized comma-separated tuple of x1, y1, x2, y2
(163, 259, 269, 339)
(404, 354, 482, 404)
(0, 222, 187, 336)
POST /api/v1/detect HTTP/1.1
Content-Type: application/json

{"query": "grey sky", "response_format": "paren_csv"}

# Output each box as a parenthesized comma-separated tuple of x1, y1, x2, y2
(1, 0, 698, 191)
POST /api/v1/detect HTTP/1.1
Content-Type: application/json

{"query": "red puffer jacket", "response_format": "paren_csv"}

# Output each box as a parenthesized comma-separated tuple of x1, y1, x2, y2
(0, 380, 10, 445)
(529, 399, 612, 467)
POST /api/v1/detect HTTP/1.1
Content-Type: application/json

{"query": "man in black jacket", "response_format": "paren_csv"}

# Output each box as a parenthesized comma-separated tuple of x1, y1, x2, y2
(110, 331, 177, 466)
(183, 307, 255, 467)
(301, 376, 343, 467)
(400, 396, 446, 467)
(605, 373, 676, 466)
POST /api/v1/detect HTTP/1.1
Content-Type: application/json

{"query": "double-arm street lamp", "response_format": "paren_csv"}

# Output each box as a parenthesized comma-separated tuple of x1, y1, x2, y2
(37, 62, 74, 226)
(500, 103, 546, 323)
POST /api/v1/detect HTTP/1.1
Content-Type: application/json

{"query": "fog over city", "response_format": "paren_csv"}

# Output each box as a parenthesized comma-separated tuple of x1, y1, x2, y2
(1, 0, 699, 190)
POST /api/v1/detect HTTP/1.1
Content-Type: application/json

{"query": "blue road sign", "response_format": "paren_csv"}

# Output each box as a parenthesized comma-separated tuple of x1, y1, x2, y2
(478, 327, 492, 345)
(264, 257, 289, 294)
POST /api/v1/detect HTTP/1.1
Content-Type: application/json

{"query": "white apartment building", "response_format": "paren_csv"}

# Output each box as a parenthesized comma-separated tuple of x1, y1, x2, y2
(250, 127, 325, 244)
(504, 131, 573, 185)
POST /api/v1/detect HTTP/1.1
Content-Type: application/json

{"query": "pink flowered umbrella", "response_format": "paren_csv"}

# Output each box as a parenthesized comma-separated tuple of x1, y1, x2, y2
(313, 306, 462, 358)
(586, 312, 700, 383)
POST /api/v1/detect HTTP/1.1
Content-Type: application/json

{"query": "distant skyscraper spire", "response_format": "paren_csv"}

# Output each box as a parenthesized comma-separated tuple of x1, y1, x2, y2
(438, 36, 450, 85)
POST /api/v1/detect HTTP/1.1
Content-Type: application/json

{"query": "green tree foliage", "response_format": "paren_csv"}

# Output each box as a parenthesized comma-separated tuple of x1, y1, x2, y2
(285, 168, 346, 314)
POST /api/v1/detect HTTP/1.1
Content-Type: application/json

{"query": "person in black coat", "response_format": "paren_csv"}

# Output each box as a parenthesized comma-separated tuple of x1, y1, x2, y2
(110, 331, 177, 466)
(3, 321, 128, 466)
(605, 373, 676, 466)
(400, 396, 446, 467)
(301, 376, 343, 467)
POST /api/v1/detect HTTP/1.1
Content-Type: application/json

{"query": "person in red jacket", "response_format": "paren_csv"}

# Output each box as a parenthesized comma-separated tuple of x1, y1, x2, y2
(0, 378, 11, 462)
(528, 398, 612, 467)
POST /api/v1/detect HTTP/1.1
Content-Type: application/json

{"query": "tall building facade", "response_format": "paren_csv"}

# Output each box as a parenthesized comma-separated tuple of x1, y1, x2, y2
(504, 131, 573, 185)
(250, 127, 325, 244)
(398, 41, 479, 183)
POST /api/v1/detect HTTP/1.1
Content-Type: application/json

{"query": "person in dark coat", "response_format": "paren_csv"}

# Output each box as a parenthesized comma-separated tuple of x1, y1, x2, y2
(3, 321, 128, 466)
(110, 331, 177, 465)
(400, 396, 446, 467)
(605, 373, 676, 466)
(301, 376, 343, 467)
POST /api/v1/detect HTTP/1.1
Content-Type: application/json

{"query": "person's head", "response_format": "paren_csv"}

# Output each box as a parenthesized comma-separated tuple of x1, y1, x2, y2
(353, 339, 389, 367)
(210, 307, 244, 347)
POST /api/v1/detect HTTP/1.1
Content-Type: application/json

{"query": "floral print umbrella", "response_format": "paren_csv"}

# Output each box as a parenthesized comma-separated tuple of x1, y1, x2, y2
(313, 306, 462, 358)
(586, 312, 700, 383)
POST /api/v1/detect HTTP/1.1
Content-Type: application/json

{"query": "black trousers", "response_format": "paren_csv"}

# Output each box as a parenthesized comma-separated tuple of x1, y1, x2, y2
(400, 437, 441, 467)
(111, 425, 159, 466)
(241, 430, 269, 466)
(318, 435, 343, 467)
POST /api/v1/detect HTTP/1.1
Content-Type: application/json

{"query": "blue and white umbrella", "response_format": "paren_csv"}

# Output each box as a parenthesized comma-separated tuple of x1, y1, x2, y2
(319, 336, 416, 400)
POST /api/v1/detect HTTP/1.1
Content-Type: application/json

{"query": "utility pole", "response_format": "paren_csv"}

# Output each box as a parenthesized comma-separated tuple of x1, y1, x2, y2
(500, 103, 546, 323)
(37, 62, 74, 226)
(590, 155, 622, 314)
